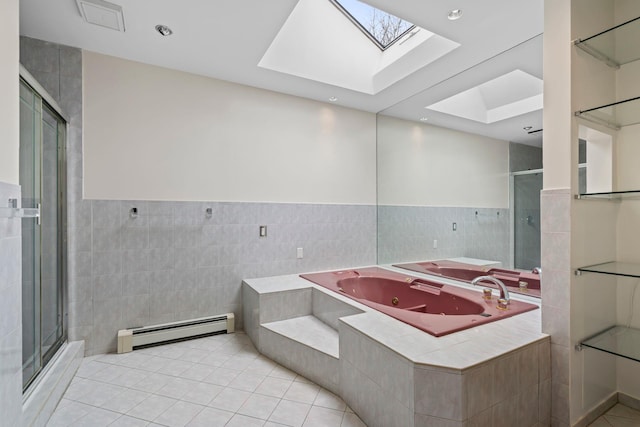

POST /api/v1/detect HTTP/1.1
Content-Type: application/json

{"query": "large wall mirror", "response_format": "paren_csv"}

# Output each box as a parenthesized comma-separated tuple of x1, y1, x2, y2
(376, 34, 544, 289)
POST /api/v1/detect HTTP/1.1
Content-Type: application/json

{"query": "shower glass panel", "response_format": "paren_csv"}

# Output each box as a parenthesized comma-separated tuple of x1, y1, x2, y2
(20, 79, 42, 387)
(20, 78, 67, 390)
(513, 171, 542, 271)
(40, 106, 65, 358)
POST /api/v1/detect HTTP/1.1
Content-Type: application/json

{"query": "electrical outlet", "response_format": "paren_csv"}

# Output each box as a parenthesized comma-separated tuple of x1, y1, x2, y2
(296, 247, 304, 259)
(259, 225, 267, 237)
(452, 222, 457, 231)
(433, 239, 438, 249)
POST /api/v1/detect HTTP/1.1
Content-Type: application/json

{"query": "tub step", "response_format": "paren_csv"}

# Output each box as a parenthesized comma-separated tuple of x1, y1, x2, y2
(260, 315, 340, 393)
(262, 315, 339, 358)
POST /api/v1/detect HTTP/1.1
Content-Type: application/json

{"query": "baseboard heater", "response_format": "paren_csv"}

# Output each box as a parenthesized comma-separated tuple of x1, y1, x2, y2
(117, 313, 234, 353)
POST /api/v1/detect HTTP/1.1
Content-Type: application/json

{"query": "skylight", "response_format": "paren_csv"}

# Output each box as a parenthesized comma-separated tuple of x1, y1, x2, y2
(425, 70, 543, 124)
(330, 0, 415, 50)
(259, 0, 460, 95)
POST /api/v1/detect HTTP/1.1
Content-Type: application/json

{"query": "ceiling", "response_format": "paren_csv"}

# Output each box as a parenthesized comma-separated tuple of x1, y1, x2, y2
(19, 0, 543, 145)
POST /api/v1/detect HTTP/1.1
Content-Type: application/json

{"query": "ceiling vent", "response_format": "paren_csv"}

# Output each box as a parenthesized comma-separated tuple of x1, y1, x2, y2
(76, 0, 125, 32)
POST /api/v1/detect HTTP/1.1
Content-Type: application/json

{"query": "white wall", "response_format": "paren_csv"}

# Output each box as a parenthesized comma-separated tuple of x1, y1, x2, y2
(614, 0, 640, 401)
(0, 0, 19, 185)
(542, 0, 572, 191)
(542, 1, 620, 424)
(83, 51, 376, 204)
(377, 114, 509, 208)
(569, 1, 619, 424)
(550, 0, 640, 423)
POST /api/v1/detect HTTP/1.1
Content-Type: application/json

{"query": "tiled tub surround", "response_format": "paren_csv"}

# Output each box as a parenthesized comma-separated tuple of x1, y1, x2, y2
(243, 271, 551, 427)
(71, 200, 376, 356)
(378, 206, 510, 266)
(300, 267, 539, 336)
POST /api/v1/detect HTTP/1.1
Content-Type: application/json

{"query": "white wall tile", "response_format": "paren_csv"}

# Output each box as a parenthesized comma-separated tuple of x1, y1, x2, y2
(551, 380, 569, 425)
(414, 367, 465, 420)
(0, 182, 22, 427)
(465, 363, 493, 418)
(491, 394, 519, 427)
(491, 351, 518, 406)
(378, 206, 510, 266)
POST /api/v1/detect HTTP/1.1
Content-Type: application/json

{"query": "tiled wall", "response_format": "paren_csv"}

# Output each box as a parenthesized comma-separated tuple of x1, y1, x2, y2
(0, 181, 23, 426)
(377, 143, 543, 268)
(510, 141, 543, 173)
(20, 37, 86, 356)
(377, 206, 510, 266)
(20, 38, 377, 356)
(75, 200, 376, 354)
(540, 188, 571, 426)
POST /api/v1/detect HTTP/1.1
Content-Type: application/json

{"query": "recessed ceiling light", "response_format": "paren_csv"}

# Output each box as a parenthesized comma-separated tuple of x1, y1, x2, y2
(419, 117, 429, 122)
(447, 9, 463, 20)
(329, 97, 338, 102)
(523, 126, 533, 131)
(155, 24, 173, 36)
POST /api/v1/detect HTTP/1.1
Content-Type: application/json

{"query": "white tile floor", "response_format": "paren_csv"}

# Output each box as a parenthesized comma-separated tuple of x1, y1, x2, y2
(47, 333, 366, 427)
(589, 403, 640, 427)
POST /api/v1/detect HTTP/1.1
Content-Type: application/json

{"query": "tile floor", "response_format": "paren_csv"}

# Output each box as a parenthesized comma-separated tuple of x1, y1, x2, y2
(47, 333, 366, 427)
(589, 403, 640, 427)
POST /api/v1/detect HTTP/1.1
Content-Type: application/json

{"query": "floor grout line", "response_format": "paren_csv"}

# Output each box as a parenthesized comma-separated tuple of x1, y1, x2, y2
(47, 333, 364, 427)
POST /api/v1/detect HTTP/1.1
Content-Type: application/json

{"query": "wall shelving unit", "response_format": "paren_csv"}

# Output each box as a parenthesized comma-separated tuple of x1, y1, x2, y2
(575, 190, 640, 200)
(576, 261, 640, 278)
(573, 16, 640, 68)
(574, 16, 640, 360)
(580, 326, 640, 362)
(575, 97, 640, 130)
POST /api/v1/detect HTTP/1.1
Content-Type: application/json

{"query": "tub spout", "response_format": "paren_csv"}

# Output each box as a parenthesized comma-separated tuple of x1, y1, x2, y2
(471, 276, 510, 304)
(532, 267, 542, 278)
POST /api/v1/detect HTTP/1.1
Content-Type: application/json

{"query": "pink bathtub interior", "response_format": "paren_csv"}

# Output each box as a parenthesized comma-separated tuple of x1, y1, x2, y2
(393, 260, 541, 298)
(300, 267, 538, 337)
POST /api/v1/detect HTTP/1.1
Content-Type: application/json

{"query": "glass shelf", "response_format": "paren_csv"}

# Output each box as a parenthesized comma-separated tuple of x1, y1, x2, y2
(574, 16, 640, 68)
(581, 326, 640, 363)
(576, 190, 640, 200)
(575, 96, 640, 130)
(576, 261, 640, 278)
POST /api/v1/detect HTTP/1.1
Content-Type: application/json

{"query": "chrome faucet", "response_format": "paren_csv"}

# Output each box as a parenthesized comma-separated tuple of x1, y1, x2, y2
(532, 267, 542, 278)
(471, 276, 510, 304)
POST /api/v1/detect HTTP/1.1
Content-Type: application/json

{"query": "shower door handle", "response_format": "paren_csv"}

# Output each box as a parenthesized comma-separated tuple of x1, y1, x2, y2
(0, 199, 41, 222)
(36, 203, 41, 225)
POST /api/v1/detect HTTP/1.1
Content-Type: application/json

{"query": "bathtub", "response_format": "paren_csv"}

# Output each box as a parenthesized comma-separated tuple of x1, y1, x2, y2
(394, 259, 542, 297)
(300, 267, 538, 336)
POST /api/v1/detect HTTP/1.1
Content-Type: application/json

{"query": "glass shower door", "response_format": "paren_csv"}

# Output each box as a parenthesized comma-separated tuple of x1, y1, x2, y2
(20, 78, 67, 390)
(513, 171, 542, 271)
(40, 106, 65, 359)
(20, 79, 42, 387)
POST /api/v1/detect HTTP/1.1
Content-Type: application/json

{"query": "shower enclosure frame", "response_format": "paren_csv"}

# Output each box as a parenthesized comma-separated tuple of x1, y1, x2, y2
(19, 65, 69, 394)
(509, 168, 542, 271)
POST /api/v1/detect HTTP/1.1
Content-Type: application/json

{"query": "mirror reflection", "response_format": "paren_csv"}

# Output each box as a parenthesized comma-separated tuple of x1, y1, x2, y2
(376, 34, 543, 297)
